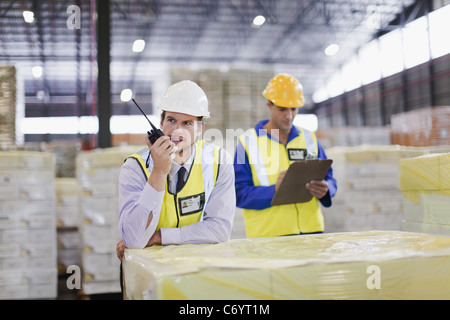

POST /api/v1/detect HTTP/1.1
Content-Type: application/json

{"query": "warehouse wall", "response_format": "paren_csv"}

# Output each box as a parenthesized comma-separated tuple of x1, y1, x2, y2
(314, 53, 450, 128)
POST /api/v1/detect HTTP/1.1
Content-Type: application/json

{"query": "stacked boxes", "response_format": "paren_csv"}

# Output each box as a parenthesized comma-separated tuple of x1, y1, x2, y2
(253, 69, 276, 121)
(76, 146, 140, 295)
(197, 69, 225, 133)
(0, 66, 17, 149)
(391, 106, 450, 146)
(47, 141, 81, 178)
(55, 178, 82, 276)
(0, 151, 57, 299)
(227, 69, 256, 131)
(400, 153, 450, 235)
(323, 145, 426, 232)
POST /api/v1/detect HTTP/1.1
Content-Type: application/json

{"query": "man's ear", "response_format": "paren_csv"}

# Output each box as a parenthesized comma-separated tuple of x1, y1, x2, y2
(160, 111, 165, 129)
(195, 121, 205, 138)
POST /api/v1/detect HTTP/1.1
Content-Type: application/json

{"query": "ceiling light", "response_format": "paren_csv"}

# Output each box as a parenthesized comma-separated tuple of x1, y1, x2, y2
(36, 90, 45, 100)
(23, 11, 34, 23)
(132, 39, 146, 53)
(32, 66, 43, 78)
(252, 15, 265, 27)
(325, 43, 340, 56)
(120, 89, 133, 102)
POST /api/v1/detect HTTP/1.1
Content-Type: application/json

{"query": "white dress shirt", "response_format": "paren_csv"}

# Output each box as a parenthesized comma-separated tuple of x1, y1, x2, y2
(118, 144, 236, 249)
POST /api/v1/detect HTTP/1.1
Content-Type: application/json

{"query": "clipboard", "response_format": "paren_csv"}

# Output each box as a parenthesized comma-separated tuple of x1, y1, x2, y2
(270, 159, 333, 206)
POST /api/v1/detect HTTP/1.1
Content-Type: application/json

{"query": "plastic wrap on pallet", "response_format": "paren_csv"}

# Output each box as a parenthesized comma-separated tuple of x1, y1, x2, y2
(76, 146, 141, 295)
(55, 178, 82, 275)
(400, 153, 450, 235)
(0, 66, 23, 149)
(123, 230, 450, 300)
(323, 145, 429, 232)
(0, 151, 57, 299)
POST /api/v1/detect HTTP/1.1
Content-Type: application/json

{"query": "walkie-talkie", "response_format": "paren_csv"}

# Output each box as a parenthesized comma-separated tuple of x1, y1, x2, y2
(132, 99, 165, 144)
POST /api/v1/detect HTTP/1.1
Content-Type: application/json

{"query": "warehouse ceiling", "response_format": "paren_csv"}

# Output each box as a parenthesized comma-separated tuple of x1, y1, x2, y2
(0, 0, 424, 118)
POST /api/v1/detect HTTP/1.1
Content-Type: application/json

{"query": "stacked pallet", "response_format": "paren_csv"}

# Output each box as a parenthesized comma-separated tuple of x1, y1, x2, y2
(391, 106, 450, 146)
(47, 141, 81, 178)
(76, 146, 138, 295)
(253, 69, 274, 121)
(170, 67, 196, 85)
(323, 145, 426, 233)
(123, 231, 450, 300)
(0, 151, 57, 299)
(227, 69, 254, 131)
(197, 69, 225, 133)
(400, 152, 450, 235)
(0, 66, 17, 149)
(55, 178, 82, 276)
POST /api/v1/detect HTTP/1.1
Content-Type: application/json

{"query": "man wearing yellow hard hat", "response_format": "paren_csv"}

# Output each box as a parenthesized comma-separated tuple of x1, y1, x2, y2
(116, 80, 235, 256)
(234, 74, 337, 238)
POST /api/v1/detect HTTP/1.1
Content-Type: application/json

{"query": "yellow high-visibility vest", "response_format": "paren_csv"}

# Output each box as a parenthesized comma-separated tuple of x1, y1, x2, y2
(238, 127, 324, 237)
(126, 140, 221, 229)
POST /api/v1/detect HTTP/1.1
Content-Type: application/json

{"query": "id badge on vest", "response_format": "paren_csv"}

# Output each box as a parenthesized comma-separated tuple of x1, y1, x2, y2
(178, 193, 205, 215)
(287, 148, 307, 161)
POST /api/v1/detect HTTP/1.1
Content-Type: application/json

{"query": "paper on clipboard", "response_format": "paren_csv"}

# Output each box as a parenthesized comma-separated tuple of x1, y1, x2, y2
(270, 159, 333, 206)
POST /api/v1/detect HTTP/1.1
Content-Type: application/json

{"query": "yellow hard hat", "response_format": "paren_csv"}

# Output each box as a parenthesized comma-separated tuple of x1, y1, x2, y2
(262, 73, 305, 108)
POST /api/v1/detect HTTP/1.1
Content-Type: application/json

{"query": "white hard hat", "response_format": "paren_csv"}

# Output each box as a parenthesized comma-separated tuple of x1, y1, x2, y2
(158, 80, 210, 119)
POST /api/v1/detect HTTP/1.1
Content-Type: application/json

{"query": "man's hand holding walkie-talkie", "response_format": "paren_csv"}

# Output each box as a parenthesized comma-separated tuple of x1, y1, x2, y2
(145, 135, 176, 188)
(132, 99, 176, 192)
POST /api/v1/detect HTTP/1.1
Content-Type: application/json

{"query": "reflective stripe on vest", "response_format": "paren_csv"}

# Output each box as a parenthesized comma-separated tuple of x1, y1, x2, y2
(200, 142, 218, 221)
(241, 127, 316, 187)
(242, 129, 270, 186)
(303, 128, 316, 156)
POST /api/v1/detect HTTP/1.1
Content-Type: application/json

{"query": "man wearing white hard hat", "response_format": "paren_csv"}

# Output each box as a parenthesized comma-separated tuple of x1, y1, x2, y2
(116, 81, 235, 262)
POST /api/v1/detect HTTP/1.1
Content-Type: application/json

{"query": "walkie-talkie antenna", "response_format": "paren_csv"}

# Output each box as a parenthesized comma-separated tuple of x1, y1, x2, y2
(132, 99, 157, 130)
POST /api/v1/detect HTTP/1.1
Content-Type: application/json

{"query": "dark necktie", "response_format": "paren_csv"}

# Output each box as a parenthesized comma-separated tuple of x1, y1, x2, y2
(176, 166, 187, 193)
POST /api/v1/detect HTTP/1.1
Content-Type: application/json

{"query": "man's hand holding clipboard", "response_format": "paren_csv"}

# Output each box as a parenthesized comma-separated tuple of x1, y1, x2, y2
(271, 159, 333, 206)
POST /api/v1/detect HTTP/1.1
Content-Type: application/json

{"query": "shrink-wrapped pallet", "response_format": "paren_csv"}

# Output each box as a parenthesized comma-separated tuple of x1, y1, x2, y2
(47, 141, 80, 178)
(76, 146, 140, 295)
(323, 145, 427, 232)
(0, 66, 24, 149)
(123, 231, 450, 300)
(400, 153, 450, 235)
(55, 178, 80, 228)
(55, 178, 82, 276)
(0, 151, 57, 299)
